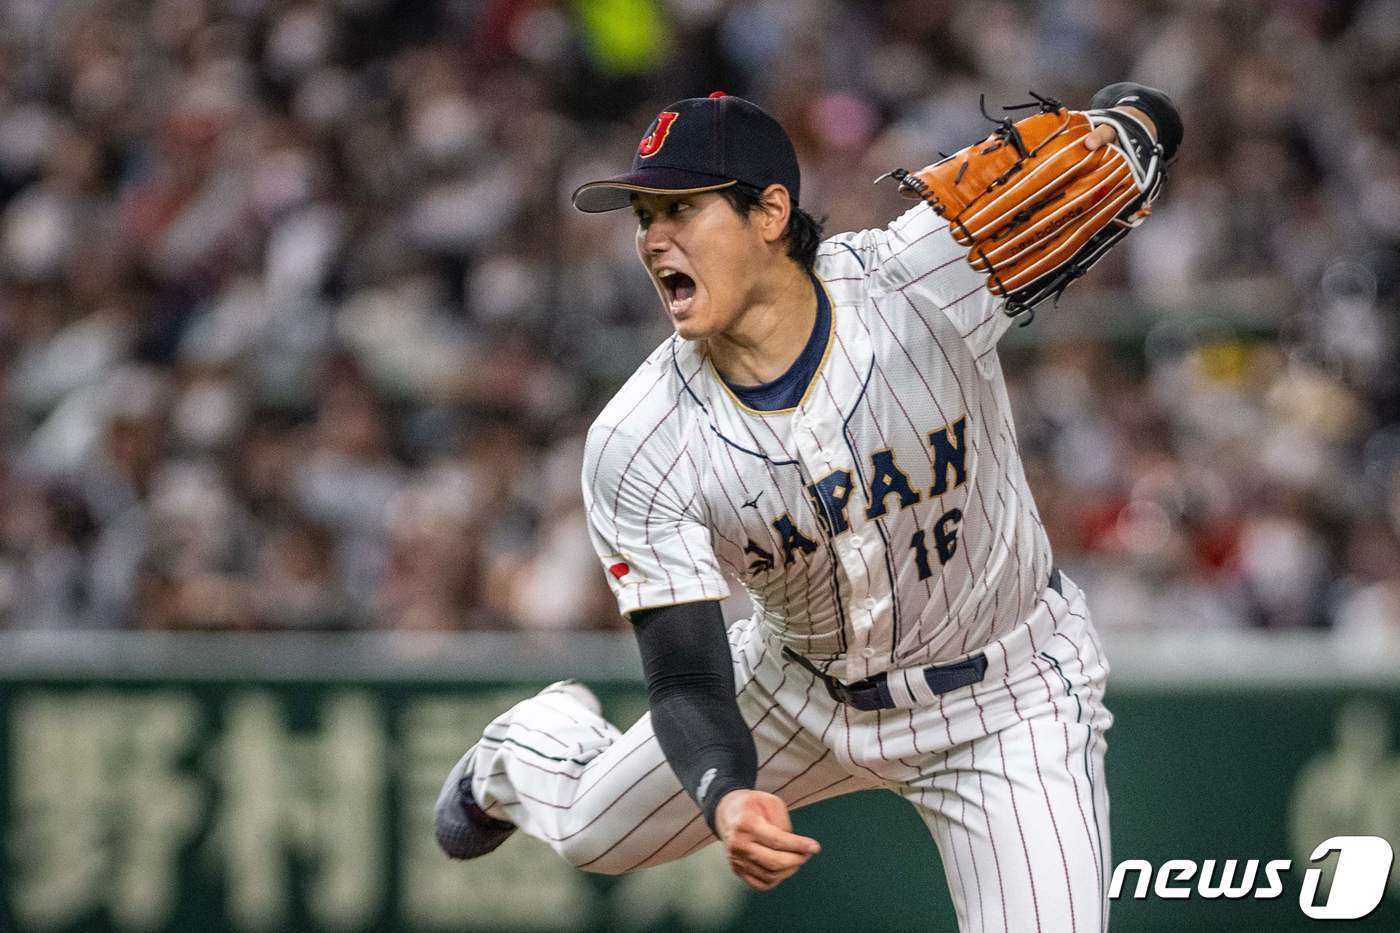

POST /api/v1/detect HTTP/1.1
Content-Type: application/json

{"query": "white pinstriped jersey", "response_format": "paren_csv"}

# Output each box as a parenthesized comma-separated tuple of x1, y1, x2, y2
(583, 202, 1054, 683)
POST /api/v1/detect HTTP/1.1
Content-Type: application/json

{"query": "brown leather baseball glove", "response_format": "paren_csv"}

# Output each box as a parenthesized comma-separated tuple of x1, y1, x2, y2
(884, 94, 1166, 321)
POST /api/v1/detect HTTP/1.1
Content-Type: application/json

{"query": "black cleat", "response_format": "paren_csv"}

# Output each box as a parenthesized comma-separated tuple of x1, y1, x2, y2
(434, 746, 516, 859)
(434, 681, 599, 859)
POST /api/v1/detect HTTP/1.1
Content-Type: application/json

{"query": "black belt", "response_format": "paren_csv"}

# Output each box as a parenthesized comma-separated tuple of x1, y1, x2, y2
(781, 567, 1063, 712)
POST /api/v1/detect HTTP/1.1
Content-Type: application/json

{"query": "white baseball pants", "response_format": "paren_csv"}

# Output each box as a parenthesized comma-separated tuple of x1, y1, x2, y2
(467, 576, 1112, 933)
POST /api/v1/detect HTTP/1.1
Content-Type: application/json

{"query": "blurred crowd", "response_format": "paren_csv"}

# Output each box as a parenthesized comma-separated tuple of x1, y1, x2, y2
(0, 0, 1396, 643)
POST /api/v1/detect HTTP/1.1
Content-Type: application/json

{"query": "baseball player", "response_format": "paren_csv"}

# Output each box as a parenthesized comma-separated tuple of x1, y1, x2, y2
(437, 85, 1181, 931)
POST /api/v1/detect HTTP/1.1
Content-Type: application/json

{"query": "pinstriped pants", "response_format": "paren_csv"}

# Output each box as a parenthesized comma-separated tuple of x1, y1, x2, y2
(469, 576, 1112, 933)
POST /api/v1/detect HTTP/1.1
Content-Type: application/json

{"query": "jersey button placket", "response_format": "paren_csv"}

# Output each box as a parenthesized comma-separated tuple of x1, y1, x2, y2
(796, 409, 872, 674)
(844, 532, 890, 677)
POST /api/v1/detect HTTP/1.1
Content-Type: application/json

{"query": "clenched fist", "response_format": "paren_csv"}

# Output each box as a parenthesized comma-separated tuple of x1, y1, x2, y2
(713, 789, 821, 891)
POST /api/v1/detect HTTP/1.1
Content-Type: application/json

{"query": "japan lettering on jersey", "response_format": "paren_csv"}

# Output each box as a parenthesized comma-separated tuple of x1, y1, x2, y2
(583, 204, 1053, 683)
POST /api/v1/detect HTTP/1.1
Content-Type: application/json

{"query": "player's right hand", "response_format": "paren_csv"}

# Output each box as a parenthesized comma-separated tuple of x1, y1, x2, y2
(713, 789, 821, 891)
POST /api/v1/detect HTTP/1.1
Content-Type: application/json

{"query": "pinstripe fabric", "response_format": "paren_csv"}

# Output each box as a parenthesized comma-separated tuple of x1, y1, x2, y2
(583, 203, 1050, 682)
(469, 575, 1110, 930)
(482, 202, 1118, 930)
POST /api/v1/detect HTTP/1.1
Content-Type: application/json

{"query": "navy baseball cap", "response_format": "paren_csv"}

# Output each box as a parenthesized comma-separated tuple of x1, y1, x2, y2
(571, 93, 801, 213)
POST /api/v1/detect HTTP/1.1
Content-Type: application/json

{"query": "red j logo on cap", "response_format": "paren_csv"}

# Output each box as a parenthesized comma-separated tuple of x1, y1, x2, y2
(637, 112, 679, 159)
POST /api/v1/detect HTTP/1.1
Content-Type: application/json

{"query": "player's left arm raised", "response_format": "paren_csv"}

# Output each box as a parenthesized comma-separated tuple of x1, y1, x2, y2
(884, 81, 1183, 323)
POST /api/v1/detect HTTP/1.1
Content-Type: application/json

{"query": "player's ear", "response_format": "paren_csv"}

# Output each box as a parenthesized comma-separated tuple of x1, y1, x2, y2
(755, 184, 792, 245)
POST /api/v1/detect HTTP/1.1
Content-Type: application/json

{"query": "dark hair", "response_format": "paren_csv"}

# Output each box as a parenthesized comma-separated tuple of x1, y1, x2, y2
(718, 184, 824, 272)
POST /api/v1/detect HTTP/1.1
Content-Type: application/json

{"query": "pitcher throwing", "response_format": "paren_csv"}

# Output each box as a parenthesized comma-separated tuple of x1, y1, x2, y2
(436, 84, 1181, 931)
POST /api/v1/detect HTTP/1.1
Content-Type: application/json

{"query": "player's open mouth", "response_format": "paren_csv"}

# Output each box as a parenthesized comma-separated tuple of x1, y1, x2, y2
(657, 269, 696, 315)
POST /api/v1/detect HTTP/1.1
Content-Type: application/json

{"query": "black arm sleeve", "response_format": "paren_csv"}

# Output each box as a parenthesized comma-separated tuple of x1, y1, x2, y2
(1091, 81, 1184, 163)
(631, 600, 757, 833)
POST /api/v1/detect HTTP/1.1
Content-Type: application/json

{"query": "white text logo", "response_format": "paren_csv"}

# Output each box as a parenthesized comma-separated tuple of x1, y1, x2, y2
(1110, 836, 1394, 921)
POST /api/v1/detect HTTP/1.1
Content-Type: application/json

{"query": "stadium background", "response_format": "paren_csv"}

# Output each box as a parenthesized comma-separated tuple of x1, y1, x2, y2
(0, 0, 1397, 931)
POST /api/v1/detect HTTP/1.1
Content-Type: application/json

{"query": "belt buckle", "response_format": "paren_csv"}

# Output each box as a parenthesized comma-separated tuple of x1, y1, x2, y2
(784, 647, 892, 710)
(784, 647, 851, 704)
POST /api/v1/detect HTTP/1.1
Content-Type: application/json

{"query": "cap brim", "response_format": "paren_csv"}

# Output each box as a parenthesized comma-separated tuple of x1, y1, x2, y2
(571, 168, 737, 213)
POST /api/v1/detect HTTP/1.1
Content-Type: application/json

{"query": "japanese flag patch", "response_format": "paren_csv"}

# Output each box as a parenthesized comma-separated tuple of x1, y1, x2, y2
(603, 555, 644, 585)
